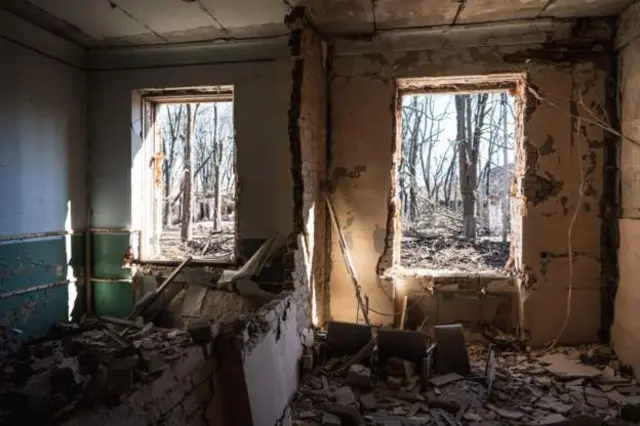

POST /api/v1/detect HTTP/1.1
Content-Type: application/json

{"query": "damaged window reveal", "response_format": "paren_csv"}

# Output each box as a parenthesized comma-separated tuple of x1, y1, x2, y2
(136, 86, 238, 263)
(387, 75, 527, 274)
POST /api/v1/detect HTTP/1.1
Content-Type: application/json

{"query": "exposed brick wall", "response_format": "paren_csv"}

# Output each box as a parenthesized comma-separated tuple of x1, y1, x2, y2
(328, 35, 611, 345)
(287, 7, 328, 326)
(61, 348, 225, 426)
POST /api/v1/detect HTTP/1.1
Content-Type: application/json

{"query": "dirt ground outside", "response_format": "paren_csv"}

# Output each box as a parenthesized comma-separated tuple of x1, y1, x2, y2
(159, 218, 236, 261)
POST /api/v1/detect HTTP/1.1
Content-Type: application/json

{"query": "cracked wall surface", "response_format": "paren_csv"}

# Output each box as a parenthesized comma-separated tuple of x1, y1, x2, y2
(613, 0, 640, 377)
(0, 13, 87, 341)
(327, 36, 609, 346)
(287, 9, 328, 326)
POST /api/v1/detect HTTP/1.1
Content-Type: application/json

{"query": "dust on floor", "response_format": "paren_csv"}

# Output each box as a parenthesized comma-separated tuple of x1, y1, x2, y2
(289, 344, 639, 425)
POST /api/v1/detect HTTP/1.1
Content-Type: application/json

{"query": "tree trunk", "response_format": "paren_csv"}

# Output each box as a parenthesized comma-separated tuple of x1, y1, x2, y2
(212, 103, 222, 231)
(501, 92, 510, 243)
(456, 95, 477, 238)
(181, 104, 196, 242)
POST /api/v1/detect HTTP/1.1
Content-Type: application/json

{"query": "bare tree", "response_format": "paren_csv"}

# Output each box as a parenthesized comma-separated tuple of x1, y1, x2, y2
(181, 103, 199, 242)
(455, 93, 490, 238)
(161, 105, 184, 226)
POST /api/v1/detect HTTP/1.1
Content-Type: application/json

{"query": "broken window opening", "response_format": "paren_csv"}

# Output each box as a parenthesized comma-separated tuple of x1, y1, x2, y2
(138, 86, 237, 262)
(395, 76, 524, 274)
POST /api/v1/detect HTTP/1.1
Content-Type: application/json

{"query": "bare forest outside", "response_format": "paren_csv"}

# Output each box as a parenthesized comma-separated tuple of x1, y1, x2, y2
(157, 101, 236, 261)
(399, 90, 517, 272)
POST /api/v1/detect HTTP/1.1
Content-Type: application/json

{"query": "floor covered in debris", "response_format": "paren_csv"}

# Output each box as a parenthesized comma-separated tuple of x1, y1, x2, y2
(289, 337, 640, 426)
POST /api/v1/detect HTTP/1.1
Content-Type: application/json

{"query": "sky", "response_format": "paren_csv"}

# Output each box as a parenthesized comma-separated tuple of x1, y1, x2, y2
(401, 91, 516, 189)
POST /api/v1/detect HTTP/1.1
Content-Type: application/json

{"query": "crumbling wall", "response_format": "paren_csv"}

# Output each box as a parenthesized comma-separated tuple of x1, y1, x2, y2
(287, 11, 328, 326)
(239, 291, 308, 426)
(0, 12, 87, 341)
(399, 272, 518, 333)
(61, 347, 225, 426)
(328, 34, 609, 345)
(612, 1, 640, 377)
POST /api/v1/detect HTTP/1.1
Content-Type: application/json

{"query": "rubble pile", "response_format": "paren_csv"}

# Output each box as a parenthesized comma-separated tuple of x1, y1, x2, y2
(289, 342, 640, 425)
(0, 317, 195, 424)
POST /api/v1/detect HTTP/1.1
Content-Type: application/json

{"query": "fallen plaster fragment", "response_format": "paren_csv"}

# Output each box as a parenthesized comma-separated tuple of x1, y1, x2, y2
(463, 412, 483, 422)
(539, 413, 568, 424)
(345, 364, 371, 389)
(538, 353, 602, 379)
(321, 411, 341, 426)
(429, 372, 463, 387)
(359, 392, 377, 411)
(487, 403, 525, 420)
(333, 386, 356, 405)
(215, 233, 285, 303)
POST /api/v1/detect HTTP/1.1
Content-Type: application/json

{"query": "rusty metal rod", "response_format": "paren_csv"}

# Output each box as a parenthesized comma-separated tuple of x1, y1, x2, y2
(324, 193, 369, 325)
(0, 280, 78, 300)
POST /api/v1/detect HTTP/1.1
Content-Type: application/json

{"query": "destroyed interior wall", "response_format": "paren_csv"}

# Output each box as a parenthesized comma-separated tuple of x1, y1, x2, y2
(293, 21, 328, 325)
(0, 12, 87, 340)
(327, 30, 609, 346)
(87, 42, 293, 316)
(613, 1, 640, 377)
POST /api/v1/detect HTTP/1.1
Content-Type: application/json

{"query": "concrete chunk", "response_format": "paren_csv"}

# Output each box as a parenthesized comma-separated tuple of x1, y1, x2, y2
(345, 364, 371, 389)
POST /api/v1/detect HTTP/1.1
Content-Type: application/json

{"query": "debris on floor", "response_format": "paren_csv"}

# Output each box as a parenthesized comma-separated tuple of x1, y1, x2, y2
(289, 325, 639, 425)
(0, 317, 196, 424)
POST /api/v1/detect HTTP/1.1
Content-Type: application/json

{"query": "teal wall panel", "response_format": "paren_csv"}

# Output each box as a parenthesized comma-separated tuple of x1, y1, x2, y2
(0, 233, 85, 341)
(91, 232, 133, 317)
(93, 282, 134, 318)
(92, 233, 132, 279)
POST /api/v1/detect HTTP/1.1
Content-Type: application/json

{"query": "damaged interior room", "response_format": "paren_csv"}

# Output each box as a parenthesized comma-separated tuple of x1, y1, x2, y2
(4, 0, 640, 425)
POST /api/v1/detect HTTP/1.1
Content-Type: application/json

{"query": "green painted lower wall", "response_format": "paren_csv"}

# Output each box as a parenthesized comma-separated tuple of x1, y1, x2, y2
(0, 234, 85, 341)
(91, 232, 134, 317)
(93, 282, 134, 317)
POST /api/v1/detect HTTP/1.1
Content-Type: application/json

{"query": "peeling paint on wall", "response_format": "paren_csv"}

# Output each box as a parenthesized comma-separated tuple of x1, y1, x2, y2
(327, 36, 610, 345)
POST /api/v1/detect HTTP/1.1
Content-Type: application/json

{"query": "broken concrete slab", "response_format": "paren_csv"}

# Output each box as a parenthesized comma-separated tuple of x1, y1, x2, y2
(345, 364, 370, 389)
(181, 284, 209, 317)
(321, 411, 341, 426)
(538, 353, 602, 379)
(429, 372, 463, 387)
(359, 393, 377, 411)
(333, 386, 356, 405)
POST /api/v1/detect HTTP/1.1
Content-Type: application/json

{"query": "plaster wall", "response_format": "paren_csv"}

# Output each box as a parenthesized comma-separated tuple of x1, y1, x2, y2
(612, 0, 640, 376)
(294, 25, 328, 325)
(0, 12, 87, 339)
(241, 293, 304, 426)
(88, 52, 292, 239)
(327, 41, 608, 346)
(86, 43, 293, 314)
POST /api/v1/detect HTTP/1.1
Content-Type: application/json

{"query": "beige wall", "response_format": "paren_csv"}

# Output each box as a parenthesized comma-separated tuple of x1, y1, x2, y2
(327, 43, 608, 346)
(613, 1, 640, 376)
(297, 27, 328, 324)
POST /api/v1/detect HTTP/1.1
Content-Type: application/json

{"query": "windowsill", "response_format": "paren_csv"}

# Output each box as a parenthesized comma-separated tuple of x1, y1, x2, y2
(385, 265, 518, 294)
(394, 266, 511, 279)
(134, 258, 239, 267)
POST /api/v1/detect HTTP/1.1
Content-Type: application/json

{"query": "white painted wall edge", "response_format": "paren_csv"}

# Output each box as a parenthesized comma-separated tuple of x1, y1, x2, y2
(0, 10, 85, 68)
(333, 19, 577, 57)
(86, 36, 291, 70)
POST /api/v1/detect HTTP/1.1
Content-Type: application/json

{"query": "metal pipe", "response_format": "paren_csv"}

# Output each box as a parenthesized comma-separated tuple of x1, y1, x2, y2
(89, 228, 141, 235)
(89, 277, 132, 283)
(0, 280, 77, 300)
(0, 230, 71, 242)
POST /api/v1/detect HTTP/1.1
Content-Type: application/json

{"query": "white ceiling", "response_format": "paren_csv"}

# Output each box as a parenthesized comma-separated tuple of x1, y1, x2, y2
(1, 0, 633, 47)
